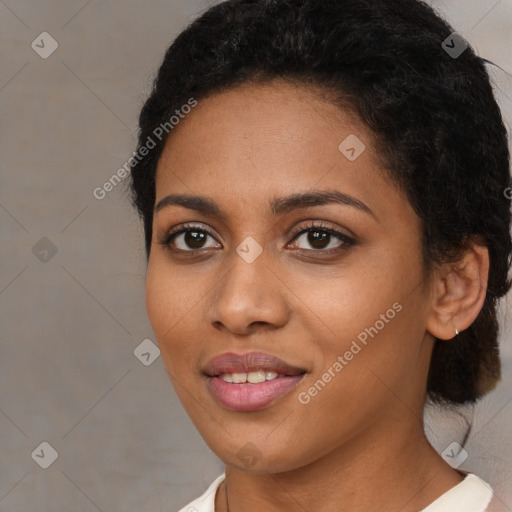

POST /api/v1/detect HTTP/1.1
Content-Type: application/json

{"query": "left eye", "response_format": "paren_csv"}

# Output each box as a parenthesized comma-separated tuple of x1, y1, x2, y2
(289, 227, 353, 251)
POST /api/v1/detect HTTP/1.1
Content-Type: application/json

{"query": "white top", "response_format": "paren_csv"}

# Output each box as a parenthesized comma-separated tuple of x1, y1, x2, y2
(177, 473, 500, 512)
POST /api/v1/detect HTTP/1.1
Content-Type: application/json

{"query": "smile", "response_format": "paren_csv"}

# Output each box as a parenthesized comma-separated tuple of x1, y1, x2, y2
(206, 373, 305, 412)
(219, 370, 279, 383)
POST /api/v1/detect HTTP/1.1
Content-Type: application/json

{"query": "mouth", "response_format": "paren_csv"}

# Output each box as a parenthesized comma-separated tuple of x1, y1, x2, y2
(203, 351, 307, 412)
(203, 351, 307, 378)
(215, 370, 285, 383)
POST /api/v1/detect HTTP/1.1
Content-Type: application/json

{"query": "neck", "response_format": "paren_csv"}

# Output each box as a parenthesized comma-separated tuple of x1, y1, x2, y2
(215, 418, 464, 512)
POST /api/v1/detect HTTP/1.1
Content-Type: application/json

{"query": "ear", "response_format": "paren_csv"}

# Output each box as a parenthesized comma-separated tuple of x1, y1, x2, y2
(426, 241, 489, 340)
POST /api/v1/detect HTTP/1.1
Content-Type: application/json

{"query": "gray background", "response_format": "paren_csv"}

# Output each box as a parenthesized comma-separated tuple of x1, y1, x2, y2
(0, 0, 511, 510)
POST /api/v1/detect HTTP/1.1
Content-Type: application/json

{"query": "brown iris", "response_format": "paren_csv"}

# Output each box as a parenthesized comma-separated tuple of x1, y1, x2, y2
(307, 230, 330, 250)
(185, 230, 207, 249)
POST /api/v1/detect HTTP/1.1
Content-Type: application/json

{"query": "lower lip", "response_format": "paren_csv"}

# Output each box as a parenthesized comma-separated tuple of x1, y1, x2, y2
(206, 374, 305, 412)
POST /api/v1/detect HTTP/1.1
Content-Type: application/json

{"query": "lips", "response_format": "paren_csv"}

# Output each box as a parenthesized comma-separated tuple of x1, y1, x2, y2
(203, 351, 307, 412)
(203, 351, 306, 377)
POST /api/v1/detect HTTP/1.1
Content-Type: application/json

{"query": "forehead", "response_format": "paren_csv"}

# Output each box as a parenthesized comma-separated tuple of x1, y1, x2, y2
(153, 80, 408, 225)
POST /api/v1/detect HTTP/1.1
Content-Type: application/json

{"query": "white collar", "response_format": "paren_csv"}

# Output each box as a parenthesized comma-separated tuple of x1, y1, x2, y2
(420, 473, 493, 511)
(178, 472, 494, 512)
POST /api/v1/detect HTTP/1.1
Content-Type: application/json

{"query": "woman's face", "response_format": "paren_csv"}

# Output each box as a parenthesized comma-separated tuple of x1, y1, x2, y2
(146, 81, 436, 473)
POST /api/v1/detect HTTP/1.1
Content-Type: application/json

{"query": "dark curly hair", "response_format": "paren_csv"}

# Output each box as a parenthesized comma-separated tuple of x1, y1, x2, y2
(128, 0, 512, 404)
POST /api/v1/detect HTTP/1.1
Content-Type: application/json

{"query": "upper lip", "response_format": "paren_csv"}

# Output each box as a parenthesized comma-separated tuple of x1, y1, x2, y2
(203, 351, 307, 377)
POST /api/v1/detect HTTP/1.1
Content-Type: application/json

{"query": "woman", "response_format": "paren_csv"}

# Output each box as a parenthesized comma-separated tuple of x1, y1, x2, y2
(129, 0, 511, 510)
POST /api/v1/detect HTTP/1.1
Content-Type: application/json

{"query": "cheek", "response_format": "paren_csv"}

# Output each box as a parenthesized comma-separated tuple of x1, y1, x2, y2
(144, 260, 199, 365)
(146, 258, 192, 332)
(292, 257, 404, 341)
(297, 254, 425, 391)
(144, 262, 170, 337)
(311, 298, 428, 425)
(145, 265, 208, 418)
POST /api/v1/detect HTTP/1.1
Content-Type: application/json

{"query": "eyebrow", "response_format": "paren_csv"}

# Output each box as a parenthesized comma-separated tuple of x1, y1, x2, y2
(154, 189, 375, 219)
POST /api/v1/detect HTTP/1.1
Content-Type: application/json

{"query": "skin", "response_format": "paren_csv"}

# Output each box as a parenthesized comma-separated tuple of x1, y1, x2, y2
(145, 80, 489, 511)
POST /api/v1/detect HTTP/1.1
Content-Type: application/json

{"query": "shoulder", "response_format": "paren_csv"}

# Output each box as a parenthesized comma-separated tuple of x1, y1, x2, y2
(421, 473, 497, 512)
(178, 473, 504, 512)
(177, 474, 226, 512)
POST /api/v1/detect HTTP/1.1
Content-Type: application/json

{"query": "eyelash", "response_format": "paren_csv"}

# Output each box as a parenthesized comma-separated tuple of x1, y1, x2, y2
(158, 221, 356, 256)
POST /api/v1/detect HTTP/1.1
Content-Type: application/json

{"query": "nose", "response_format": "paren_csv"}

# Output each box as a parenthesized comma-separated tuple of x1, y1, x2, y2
(210, 250, 290, 336)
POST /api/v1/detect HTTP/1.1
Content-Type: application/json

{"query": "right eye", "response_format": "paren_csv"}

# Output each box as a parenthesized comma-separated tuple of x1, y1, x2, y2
(159, 223, 222, 252)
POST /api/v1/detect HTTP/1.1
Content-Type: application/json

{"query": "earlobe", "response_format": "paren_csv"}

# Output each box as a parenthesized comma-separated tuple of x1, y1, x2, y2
(426, 242, 489, 341)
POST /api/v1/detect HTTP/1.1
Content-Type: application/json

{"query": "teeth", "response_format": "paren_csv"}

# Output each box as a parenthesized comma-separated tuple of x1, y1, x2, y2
(247, 371, 266, 383)
(219, 370, 279, 383)
(232, 373, 247, 383)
